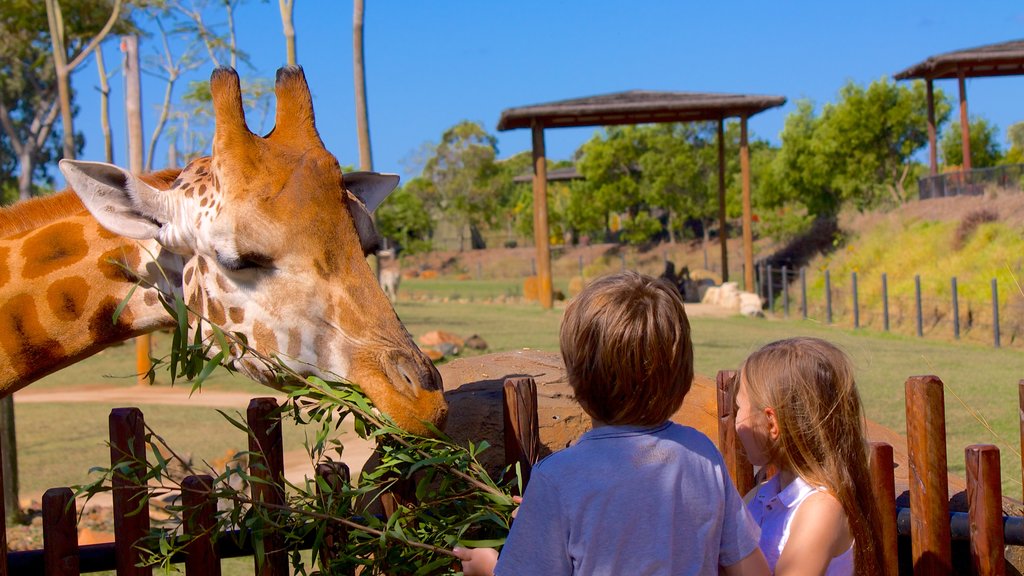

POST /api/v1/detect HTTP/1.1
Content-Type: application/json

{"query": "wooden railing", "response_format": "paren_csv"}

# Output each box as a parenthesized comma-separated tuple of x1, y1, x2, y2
(1, 374, 1020, 574)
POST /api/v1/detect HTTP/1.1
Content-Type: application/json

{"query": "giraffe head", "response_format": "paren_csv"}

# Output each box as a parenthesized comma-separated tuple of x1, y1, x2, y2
(59, 67, 447, 434)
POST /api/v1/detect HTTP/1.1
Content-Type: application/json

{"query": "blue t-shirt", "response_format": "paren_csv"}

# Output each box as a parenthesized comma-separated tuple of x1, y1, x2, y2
(495, 422, 760, 575)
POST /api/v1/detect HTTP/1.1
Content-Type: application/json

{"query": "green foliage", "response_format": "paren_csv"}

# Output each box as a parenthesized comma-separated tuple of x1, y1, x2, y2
(76, 283, 517, 574)
(769, 78, 951, 215)
(376, 178, 435, 254)
(940, 116, 1003, 169)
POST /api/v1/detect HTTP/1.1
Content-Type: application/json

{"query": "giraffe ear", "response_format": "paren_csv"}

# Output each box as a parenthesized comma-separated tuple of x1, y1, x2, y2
(60, 160, 169, 240)
(344, 172, 400, 213)
(344, 191, 382, 256)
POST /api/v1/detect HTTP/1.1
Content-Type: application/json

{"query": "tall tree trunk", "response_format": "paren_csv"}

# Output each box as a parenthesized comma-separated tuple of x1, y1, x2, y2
(96, 47, 114, 163)
(44, 0, 75, 160)
(353, 0, 372, 172)
(16, 153, 33, 201)
(123, 34, 151, 385)
(279, 0, 296, 66)
(226, 0, 238, 69)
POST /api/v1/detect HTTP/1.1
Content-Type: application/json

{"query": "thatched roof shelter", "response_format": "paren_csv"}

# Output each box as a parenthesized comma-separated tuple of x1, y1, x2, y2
(895, 39, 1024, 174)
(498, 90, 786, 307)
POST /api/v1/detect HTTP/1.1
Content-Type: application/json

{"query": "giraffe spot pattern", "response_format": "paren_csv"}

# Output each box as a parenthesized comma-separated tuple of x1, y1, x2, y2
(228, 307, 245, 323)
(207, 294, 226, 326)
(144, 291, 158, 306)
(88, 297, 133, 345)
(253, 320, 278, 355)
(96, 226, 119, 240)
(215, 273, 231, 293)
(97, 246, 141, 282)
(0, 246, 9, 287)
(46, 276, 90, 321)
(21, 222, 88, 279)
(0, 293, 65, 376)
(183, 264, 194, 287)
(287, 327, 301, 359)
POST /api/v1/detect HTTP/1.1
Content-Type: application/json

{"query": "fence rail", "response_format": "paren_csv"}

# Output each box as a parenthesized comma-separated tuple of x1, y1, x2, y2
(754, 263, 1023, 349)
(917, 164, 1024, 200)
(1, 374, 1021, 574)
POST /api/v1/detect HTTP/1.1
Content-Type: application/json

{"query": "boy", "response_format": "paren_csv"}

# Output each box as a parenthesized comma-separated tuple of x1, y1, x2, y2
(455, 271, 767, 575)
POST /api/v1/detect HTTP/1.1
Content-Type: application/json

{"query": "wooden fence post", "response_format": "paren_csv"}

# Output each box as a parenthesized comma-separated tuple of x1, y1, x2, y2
(965, 445, 1005, 576)
(182, 475, 220, 576)
(247, 398, 287, 576)
(42, 487, 78, 576)
(869, 442, 899, 575)
(315, 462, 352, 575)
(109, 407, 152, 576)
(905, 375, 952, 574)
(503, 377, 540, 492)
(716, 370, 754, 497)
(882, 272, 890, 332)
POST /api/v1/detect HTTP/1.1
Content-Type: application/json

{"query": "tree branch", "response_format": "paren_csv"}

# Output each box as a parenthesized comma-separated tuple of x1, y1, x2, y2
(66, 0, 124, 71)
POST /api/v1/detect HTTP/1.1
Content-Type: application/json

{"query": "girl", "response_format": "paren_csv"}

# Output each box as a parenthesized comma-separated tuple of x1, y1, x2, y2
(734, 337, 890, 576)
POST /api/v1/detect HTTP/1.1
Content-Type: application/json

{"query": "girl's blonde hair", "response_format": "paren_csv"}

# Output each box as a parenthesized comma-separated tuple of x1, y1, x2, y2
(740, 337, 890, 576)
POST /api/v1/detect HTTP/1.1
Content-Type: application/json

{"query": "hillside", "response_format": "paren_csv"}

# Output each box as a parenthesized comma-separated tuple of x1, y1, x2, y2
(401, 192, 1024, 346)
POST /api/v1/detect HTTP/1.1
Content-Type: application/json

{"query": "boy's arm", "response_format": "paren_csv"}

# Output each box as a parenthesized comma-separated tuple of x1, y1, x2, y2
(721, 548, 770, 576)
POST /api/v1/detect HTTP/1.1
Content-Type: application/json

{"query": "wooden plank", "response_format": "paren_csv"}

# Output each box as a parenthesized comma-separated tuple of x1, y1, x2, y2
(109, 407, 152, 576)
(966, 445, 1005, 576)
(869, 442, 899, 574)
(905, 375, 952, 574)
(247, 398, 287, 576)
(182, 475, 220, 576)
(315, 462, 352, 575)
(42, 487, 79, 576)
(716, 370, 754, 496)
(503, 377, 540, 492)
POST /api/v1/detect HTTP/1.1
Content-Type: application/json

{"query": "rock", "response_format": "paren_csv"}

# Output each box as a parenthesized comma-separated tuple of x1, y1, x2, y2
(437, 342, 459, 357)
(418, 330, 465, 348)
(464, 334, 489, 350)
(738, 292, 764, 317)
(421, 347, 444, 361)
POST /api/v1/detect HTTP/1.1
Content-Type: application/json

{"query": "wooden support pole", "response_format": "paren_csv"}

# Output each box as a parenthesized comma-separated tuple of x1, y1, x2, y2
(965, 444, 1005, 576)
(247, 398, 287, 576)
(869, 442, 899, 575)
(739, 116, 754, 292)
(1020, 380, 1024, 502)
(109, 408, 152, 576)
(42, 487, 78, 576)
(0, 419, 7, 576)
(531, 121, 553, 309)
(503, 377, 540, 492)
(182, 475, 220, 576)
(926, 78, 938, 176)
(717, 118, 729, 282)
(958, 71, 972, 173)
(716, 370, 754, 496)
(905, 375, 952, 574)
(315, 462, 352, 575)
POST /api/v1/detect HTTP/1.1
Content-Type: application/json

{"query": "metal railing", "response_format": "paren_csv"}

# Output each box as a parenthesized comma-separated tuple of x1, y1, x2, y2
(918, 164, 1024, 200)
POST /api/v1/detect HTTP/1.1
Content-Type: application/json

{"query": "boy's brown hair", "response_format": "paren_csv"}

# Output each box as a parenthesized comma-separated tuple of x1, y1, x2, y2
(560, 271, 693, 426)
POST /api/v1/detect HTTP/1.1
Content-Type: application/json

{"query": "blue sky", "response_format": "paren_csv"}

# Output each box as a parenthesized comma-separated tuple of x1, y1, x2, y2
(68, 1, 1024, 183)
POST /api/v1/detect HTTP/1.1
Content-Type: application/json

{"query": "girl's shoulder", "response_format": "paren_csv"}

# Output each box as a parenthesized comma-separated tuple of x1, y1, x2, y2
(791, 489, 853, 558)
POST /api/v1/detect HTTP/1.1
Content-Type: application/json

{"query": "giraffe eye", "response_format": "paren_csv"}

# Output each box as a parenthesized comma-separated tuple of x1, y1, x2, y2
(216, 251, 275, 272)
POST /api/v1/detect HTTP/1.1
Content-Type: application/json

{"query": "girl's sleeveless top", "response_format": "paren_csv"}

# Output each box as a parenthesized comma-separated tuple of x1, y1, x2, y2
(746, 474, 854, 576)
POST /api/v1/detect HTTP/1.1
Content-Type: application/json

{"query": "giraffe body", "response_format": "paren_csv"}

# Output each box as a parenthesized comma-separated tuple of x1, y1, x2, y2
(0, 67, 447, 434)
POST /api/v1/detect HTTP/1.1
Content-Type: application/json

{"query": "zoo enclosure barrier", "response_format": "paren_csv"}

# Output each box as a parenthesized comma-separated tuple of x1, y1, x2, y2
(754, 263, 1024, 348)
(1, 374, 1020, 574)
(918, 164, 1024, 200)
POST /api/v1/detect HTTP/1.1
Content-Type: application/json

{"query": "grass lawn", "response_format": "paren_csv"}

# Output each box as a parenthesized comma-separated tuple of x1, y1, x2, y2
(10, 291, 1024, 572)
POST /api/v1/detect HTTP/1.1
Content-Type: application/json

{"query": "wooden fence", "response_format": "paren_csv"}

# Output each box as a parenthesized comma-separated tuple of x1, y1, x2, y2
(1, 374, 1021, 574)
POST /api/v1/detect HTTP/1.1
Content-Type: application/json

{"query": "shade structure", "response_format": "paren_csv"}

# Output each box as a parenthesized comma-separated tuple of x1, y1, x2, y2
(895, 39, 1024, 175)
(498, 90, 786, 308)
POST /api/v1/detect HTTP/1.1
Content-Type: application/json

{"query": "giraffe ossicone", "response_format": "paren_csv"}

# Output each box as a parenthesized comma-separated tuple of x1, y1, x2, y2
(0, 66, 447, 435)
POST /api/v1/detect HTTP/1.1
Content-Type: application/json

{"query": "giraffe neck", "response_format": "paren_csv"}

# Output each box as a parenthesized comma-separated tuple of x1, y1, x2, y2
(0, 192, 183, 393)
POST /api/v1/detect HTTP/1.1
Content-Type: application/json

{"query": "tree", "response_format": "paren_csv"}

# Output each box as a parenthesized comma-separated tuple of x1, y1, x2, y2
(770, 78, 951, 216)
(940, 116, 1003, 169)
(375, 177, 435, 254)
(353, 0, 371, 171)
(1004, 121, 1024, 165)
(279, 0, 295, 65)
(574, 125, 646, 242)
(44, 0, 123, 160)
(419, 121, 500, 251)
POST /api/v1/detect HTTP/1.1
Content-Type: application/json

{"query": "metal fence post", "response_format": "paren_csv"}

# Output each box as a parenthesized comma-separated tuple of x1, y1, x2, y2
(951, 277, 960, 340)
(800, 268, 808, 319)
(992, 279, 1000, 348)
(852, 271, 859, 329)
(882, 272, 889, 332)
(915, 275, 923, 337)
(782, 265, 789, 317)
(767, 264, 774, 313)
(825, 270, 832, 324)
